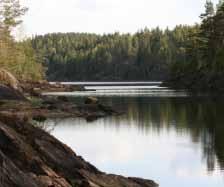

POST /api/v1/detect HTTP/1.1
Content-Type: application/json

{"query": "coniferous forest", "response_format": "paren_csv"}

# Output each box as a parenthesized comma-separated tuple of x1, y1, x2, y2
(32, 25, 200, 82)
(31, 26, 193, 81)
(1, 0, 224, 91)
(31, 0, 224, 92)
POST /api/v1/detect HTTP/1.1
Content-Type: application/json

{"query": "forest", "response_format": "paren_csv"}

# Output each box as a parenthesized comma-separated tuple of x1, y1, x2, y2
(169, 0, 224, 91)
(31, 26, 196, 81)
(1, 0, 224, 91)
(31, 0, 224, 92)
(0, 0, 44, 81)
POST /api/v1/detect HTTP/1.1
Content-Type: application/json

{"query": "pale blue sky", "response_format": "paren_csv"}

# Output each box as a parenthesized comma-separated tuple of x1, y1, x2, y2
(21, 0, 219, 36)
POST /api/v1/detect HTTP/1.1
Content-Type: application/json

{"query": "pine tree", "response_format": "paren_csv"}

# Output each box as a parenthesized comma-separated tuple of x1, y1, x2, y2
(217, 0, 224, 10)
(199, 0, 215, 67)
(0, 0, 44, 80)
(213, 2, 224, 69)
(0, 0, 28, 32)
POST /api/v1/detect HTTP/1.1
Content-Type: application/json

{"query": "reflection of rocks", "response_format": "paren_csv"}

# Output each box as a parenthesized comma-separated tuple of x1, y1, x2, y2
(79, 102, 119, 122)
(0, 96, 119, 123)
(57, 96, 69, 102)
(0, 115, 158, 187)
(33, 114, 47, 122)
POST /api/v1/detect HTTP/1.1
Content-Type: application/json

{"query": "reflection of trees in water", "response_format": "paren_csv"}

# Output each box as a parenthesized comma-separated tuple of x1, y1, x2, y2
(35, 119, 59, 133)
(121, 97, 224, 173)
(41, 96, 224, 173)
(38, 117, 86, 131)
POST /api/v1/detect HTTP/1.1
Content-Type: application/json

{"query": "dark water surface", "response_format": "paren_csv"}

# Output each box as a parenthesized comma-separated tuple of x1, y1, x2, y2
(44, 83, 224, 187)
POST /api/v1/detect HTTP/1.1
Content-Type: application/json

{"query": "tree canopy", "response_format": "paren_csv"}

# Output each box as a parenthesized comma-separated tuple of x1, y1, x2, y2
(32, 25, 198, 81)
(1, 0, 224, 90)
(0, 0, 44, 81)
(166, 0, 224, 91)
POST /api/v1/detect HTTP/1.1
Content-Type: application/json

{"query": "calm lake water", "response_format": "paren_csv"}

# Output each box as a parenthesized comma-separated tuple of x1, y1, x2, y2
(44, 82, 224, 187)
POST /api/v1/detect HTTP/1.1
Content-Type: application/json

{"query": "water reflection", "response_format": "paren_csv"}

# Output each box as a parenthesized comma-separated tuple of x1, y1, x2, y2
(115, 97, 224, 172)
(45, 97, 224, 187)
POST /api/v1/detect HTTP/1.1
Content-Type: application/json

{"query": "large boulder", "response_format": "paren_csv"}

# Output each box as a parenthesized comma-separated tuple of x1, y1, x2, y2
(0, 69, 26, 100)
(0, 68, 20, 90)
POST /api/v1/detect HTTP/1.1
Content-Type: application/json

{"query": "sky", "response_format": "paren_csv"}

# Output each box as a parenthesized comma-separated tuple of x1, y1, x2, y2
(20, 0, 220, 37)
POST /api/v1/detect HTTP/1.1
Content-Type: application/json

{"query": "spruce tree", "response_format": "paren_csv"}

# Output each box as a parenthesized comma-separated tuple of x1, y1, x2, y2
(199, 0, 215, 67)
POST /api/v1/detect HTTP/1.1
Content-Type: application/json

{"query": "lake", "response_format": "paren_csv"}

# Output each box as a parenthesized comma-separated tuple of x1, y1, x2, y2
(44, 82, 224, 187)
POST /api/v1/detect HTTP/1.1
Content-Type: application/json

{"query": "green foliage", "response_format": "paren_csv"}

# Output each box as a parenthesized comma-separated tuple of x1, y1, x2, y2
(29, 0, 224, 89)
(0, 0, 218, 88)
(32, 26, 198, 81)
(0, 0, 44, 81)
(168, 1, 224, 91)
(0, 0, 28, 32)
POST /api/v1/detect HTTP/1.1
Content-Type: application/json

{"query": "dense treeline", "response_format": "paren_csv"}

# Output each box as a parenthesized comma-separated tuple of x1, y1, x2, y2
(169, 0, 224, 91)
(32, 26, 199, 81)
(2, 0, 223, 90)
(31, 0, 224, 91)
(0, 0, 44, 81)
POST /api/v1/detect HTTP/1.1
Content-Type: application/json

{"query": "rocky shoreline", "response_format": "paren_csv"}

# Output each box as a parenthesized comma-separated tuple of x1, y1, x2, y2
(0, 82, 158, 187)
(0, 81, 120, 122)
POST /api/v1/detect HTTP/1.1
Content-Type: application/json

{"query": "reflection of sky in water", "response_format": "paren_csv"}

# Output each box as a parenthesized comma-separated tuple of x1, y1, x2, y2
(47, 106, 224, 187)
(43, 84, 224, 187)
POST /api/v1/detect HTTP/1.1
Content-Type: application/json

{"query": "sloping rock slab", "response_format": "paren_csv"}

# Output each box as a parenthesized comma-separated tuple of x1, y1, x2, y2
(0, 115, 158, 187)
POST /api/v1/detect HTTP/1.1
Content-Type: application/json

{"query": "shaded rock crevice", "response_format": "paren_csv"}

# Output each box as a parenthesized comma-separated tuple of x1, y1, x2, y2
(0, 84, 26, 101)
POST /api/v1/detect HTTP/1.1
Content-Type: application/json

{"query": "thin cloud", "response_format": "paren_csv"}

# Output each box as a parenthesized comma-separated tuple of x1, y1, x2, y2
(76, 0, 97, 12)
(21, 0, 220, 36)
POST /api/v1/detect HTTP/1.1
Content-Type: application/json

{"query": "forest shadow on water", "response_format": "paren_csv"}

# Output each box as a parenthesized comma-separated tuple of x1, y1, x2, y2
(44, 96, 224, 187)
